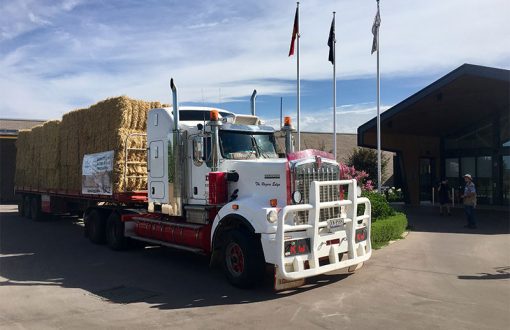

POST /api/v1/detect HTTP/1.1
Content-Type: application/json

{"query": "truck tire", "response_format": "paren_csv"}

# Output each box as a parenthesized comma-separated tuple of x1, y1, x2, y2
(106, 212, 128, 250)
(23, 196, 32, 219)
(86, 210, 106, 244)
(17, 196, 25, 217)
(30, 196, 43, 221)
(222, 229, 265, 288)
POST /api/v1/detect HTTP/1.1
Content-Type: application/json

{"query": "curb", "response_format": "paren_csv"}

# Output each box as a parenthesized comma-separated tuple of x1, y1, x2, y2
(388, 231, 409, 245)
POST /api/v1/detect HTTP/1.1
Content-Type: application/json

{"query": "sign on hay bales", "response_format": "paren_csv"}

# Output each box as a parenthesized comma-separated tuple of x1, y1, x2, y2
(82, 151, 114, 195)
(15, 96, 164, 194)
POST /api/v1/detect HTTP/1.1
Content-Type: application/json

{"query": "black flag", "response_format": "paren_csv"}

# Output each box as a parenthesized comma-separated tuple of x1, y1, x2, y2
(327, 16, 335, 64)
(371, 3, 381, 54)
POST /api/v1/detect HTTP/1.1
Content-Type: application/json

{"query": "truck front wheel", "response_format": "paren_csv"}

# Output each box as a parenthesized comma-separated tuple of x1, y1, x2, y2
(222, 229, 265, 288)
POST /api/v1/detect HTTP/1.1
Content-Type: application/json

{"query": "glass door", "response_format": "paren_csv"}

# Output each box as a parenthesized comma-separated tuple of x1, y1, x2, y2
(419, 158, 435, 202)
(502, 156, 510, 205)
(476, 156, 493, 204)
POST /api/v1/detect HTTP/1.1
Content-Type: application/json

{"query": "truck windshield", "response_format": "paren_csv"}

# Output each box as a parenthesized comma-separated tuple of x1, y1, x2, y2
(219, 131, 278, 159)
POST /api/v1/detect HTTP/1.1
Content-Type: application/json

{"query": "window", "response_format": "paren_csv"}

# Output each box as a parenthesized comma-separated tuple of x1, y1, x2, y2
(445, 158, 460, 190)
(501, 114, 510, 147)
(476, 156, 493, 204)
(445, 158, 459, 177)
(445, 123, 493, 150)
(177, 110, 233, 121)
(461, 157, 475, 177)
(503, 156, 510, 204)
(219, 131, 278, 160)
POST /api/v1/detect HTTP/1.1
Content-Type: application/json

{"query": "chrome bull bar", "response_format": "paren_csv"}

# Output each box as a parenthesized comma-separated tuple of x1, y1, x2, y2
(276, 179, 372, 280)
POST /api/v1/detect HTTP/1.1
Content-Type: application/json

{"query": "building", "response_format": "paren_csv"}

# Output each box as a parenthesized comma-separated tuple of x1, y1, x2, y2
(275, 131, 394, 185)
(358, 64, 509, 205)
(0, 119, 45, 202)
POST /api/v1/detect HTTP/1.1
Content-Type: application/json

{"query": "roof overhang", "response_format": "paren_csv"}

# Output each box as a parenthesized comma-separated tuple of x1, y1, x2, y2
(358, 64, 510, 149)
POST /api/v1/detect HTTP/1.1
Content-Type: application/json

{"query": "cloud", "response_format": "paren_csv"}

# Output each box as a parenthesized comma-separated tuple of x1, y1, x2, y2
(0, 0, 509, 122)
(263, 103, 392, 134)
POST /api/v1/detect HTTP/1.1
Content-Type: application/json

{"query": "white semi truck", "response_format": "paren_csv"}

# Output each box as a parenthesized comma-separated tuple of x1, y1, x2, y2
(16, 80, 372, 289)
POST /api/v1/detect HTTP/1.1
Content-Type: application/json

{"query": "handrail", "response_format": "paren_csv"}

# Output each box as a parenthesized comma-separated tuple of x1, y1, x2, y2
(123, 133, 148, 192)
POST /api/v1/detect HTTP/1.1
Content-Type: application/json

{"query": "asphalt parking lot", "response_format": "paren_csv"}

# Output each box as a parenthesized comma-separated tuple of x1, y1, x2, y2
(1, 204, 509, 329)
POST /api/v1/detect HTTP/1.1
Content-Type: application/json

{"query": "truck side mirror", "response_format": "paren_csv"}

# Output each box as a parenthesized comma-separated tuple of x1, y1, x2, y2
(193, 136, 205, 166)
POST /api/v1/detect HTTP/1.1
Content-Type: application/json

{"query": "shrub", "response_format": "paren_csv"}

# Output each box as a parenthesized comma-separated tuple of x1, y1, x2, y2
(371, 212, 408, 249)
(361, 191, 395, 221)
(345, 147, 389, 187)
(339, 163, 374, 191)
(386, 186, 404, 202)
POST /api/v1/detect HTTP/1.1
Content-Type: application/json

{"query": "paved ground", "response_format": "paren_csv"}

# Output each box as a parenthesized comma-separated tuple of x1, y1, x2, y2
(0, 204, 509, 329)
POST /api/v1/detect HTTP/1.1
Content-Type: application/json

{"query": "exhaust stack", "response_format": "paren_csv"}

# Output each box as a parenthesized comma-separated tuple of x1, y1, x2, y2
(169, 78, 183, 216)
(210, 110, 221, 172)
(250, 89, 257, 116)
(170, 79, 180, 130)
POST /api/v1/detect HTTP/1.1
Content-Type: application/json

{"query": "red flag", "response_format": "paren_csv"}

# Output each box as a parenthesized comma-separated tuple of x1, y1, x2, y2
(288, 8, 299, 56)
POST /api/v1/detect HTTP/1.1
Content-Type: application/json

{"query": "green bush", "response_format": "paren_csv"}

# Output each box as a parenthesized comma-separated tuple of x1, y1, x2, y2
(359, 191, 395, 221)
(345, 147, 389, 187)
(371, 213, 408, 249)
(385, 187, 404, 202)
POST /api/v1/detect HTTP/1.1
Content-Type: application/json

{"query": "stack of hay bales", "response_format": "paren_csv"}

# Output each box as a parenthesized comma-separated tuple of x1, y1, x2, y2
(15, 96, 164, 194)
(14, 129, 33, 188)
(39, 120, 61, 190)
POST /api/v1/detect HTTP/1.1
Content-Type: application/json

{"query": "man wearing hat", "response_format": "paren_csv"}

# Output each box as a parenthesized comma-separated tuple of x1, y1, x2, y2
(461, 174, 477, 229)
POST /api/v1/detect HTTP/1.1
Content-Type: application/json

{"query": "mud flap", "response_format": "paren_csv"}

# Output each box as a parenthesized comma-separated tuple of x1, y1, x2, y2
(274, 266, 305, 291)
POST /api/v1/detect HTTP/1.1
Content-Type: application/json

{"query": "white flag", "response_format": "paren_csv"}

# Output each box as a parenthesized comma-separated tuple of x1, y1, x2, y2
(371, 4, 381, 54)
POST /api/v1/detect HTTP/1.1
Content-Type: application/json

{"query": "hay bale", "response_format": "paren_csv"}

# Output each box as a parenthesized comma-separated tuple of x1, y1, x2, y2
(16, 96, 161, 193)
(15, 130, 31, 188)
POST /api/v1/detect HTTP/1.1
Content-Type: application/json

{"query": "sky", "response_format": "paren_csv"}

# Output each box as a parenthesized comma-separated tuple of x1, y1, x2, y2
(1, 0, 509, 133)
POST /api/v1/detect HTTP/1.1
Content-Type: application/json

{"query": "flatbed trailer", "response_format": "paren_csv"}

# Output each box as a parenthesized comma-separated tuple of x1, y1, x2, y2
(15, 187, 214, 255)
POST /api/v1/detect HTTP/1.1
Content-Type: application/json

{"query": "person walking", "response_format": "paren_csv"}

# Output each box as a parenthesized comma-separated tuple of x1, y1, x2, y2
(438, 179, 451, 215)
(461, 174, 477, 229)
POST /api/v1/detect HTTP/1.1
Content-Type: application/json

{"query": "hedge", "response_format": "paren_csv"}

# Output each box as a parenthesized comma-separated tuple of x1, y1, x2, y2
(371, 212, 408, 249)
(358, 191, 395, 221)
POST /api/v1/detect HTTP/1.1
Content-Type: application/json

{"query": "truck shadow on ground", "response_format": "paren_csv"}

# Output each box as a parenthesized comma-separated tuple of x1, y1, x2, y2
(392, 205, 509, 235)
(0, 209, 350, 310)
(458, 266, 510, 280)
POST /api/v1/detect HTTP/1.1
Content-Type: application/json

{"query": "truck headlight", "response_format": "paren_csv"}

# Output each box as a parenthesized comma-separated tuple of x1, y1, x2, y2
(267, 210, 278, 223)
(292, 191, 302, 204)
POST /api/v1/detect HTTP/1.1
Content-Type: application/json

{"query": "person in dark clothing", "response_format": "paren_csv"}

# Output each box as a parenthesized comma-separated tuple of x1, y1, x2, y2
(438, 179, 451, 215)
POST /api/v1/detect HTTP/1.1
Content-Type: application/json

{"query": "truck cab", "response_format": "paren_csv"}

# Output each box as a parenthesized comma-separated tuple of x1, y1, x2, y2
(142, 102, 372, 288)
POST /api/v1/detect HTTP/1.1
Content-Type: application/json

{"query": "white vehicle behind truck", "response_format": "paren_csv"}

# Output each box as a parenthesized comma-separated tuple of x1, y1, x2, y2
(16, 79, 371, 289)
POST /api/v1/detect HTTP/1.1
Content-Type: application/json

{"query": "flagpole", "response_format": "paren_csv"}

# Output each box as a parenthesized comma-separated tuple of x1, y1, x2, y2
(296, 1, 301, 151)
(376, 0, 382, 193)
(332, 12, 337, 161)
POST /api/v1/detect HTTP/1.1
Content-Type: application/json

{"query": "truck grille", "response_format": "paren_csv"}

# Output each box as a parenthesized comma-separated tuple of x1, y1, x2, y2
(293, 162, 341, 224)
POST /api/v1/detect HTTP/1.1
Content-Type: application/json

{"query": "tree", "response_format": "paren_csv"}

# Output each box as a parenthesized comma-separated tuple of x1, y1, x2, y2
(345, 147, 389, 187)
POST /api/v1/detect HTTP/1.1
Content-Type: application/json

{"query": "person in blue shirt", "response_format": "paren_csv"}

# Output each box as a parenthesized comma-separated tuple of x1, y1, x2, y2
(461, 174, 477, 229)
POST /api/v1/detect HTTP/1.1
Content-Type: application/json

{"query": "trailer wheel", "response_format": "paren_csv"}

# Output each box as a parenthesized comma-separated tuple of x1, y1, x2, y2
(17, 196, 25, 217)
(23, 196, 32, 219)
(86, 210, 106, 244)
(30, 196, 43, 221)
(222, 229, 265, 288)
(106, 212, 128, 250)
